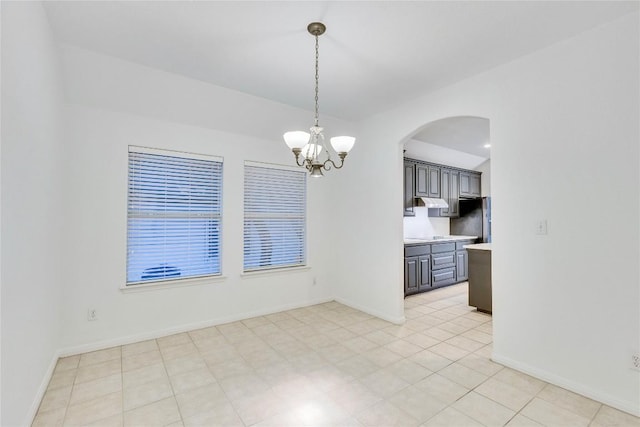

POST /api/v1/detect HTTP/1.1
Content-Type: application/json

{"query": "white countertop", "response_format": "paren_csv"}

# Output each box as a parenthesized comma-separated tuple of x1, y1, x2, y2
(464, 243, 492, 251)
(404, 235, 478, 245)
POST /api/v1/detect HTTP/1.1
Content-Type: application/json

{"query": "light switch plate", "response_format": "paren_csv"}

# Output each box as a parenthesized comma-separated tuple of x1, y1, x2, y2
(535, 220, 548, 235)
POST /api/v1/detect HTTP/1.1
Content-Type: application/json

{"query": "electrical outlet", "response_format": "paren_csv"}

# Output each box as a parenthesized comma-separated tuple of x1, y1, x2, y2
(87, 309, 98, 321)
(632, 354, 640, 371)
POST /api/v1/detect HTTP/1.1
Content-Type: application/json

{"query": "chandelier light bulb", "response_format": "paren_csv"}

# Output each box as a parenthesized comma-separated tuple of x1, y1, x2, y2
(302, 143, 324, 161)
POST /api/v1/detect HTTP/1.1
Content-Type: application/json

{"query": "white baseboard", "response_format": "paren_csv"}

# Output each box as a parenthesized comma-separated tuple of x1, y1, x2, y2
(492, 353, 640, 418)
(25, 350, 61, 426)
(58, 296, 333, 357)
(334, 296, 406, 325)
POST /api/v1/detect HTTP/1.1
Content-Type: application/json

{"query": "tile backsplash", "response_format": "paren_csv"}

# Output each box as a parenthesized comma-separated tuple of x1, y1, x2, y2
(403, 207, 450, 239)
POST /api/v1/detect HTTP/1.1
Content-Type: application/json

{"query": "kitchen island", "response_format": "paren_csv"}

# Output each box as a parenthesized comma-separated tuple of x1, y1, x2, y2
(404, 235, 477, 296)
(464, 243, 492, 313)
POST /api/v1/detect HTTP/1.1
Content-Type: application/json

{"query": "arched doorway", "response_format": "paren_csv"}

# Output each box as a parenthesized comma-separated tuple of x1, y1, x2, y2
(401, 116, 491, 309)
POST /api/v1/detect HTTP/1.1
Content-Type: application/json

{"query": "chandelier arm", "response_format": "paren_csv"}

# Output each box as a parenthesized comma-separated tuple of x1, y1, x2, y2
(292, 150, 306, 167)
(324, 151, 348, 170)
(323, 157, 342, 170)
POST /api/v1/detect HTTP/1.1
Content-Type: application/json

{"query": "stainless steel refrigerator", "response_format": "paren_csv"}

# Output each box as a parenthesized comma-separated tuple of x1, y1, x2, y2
(450, 197, 491, 243)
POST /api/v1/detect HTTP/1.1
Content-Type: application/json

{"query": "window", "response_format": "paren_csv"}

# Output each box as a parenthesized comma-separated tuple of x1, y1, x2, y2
(244, 162, 306, 271)
(127, 147, 223, 285)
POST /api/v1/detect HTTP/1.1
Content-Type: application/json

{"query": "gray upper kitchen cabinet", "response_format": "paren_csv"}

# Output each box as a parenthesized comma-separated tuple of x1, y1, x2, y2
(449, 170, 460, 216)
(404, 160, 415, 217)
(460, 171, 481, 198)
(435, 168, 460, 218)
(439, 169, 450, 216)
(415, 164, 429, 197)
(428, 165, 441, 198)
(415, 163, 440, 198)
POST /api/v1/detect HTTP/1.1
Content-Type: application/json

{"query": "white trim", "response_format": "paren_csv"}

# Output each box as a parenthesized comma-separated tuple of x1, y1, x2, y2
(244, 159, 305, 173)
(57, 296, 333, 357)
(240, 265, 311, 278)
(492, 353, 640, 417)
(129, 145, 223, 163)
(26, 350, 60, 426)
(334, 296, 406, 325)
(121, 275, 227, 293)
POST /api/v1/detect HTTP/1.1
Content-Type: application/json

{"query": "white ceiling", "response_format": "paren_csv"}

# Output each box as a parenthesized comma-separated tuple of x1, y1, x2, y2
(412, 116, 490, 158)
(43, 1, 638, 121)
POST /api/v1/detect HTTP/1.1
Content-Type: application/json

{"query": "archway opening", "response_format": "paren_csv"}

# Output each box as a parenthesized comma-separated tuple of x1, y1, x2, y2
(401, 116, 491, 312)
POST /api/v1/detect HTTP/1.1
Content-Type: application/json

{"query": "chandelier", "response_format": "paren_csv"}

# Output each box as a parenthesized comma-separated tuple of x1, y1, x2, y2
(283, 22, 356, 178)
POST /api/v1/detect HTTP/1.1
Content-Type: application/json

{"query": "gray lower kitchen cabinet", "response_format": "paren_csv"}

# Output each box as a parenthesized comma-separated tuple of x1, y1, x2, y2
(430, 242, 457, 288)
(404, 245, 431, 295)
(404, 257, 419, 294)
(432, 268, 456, 287)
(405, 239, 473, 296)
(456, 250, 468, 281)
(455, 240, 471, 282)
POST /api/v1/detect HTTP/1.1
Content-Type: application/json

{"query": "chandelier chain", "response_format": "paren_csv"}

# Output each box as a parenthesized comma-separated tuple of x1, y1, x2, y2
(314, 34, 319, 127)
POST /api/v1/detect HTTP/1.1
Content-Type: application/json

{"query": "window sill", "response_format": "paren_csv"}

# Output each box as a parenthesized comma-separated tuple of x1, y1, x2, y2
(120, 275, 227, 293)
(240, 265, 311, 279)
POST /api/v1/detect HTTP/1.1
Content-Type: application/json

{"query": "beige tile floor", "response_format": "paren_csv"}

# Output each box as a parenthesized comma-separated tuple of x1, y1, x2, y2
(33, 283, 640, 427)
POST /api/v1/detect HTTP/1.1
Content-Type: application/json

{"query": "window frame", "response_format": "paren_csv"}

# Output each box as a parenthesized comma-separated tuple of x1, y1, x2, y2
(125, 145, 224, 287)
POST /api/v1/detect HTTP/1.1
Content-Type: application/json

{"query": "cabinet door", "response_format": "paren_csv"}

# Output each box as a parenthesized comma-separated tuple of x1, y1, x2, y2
(428, 166, 441, 198)
(459, 172, 471, 197)
(404, 162, 415, 216)
(449, 171, 460, 217)
(439, 169, 450, 216)
(415, 164, 429, 197)
(456, 250, 468, 282)
(460, 171, 481, 198)
(418, 255, 431, 290)
(470, 173, 481, 197)
(404, 257, 419, 295)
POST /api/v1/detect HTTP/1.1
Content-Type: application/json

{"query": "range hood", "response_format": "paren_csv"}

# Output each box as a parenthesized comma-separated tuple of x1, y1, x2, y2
(419, 197, 449, 208)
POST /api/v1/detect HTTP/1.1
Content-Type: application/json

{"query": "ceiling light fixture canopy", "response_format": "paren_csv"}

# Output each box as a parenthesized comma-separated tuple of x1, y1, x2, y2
(283, 22, 355, 178)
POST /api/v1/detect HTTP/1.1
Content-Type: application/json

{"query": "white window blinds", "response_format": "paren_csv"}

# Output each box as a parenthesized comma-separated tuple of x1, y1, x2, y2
(244, 163, 306, 271)
(127, 147, 223, 285)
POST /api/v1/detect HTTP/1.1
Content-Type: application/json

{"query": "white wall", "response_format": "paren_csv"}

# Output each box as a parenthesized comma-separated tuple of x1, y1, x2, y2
(475, 159, 491, 197)
(57, 46, 347, 352)
(333, 11, 639, 414)
(403, 209, 450, 239)
(1, 2, 66, 425)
